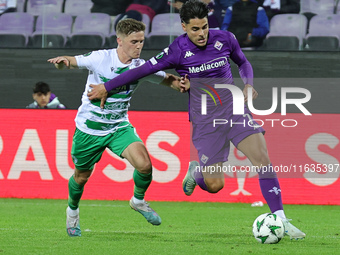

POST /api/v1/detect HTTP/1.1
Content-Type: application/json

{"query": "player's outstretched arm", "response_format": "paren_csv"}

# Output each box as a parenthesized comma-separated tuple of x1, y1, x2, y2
(47, 56, 78, 69)
(161, 74, 190, 93)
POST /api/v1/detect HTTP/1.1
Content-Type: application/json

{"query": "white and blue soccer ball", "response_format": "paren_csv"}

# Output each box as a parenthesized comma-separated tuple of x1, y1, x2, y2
(252, 213, 285, 244)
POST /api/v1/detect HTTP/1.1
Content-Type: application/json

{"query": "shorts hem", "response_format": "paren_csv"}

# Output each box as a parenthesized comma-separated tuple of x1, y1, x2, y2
(117, 139, 143, 158)
(202, 156, 229, 167)
(231, 130, 265, 148)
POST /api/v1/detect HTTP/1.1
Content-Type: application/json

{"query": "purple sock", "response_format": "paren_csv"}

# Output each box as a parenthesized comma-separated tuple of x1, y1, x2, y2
(258, 164, 284, 213)
(194, 167, 209, 191)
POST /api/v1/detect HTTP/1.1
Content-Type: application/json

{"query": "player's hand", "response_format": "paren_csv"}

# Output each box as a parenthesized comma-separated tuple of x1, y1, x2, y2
(243, 84, 258, 102)
(180, 74, 190, 93)
(47, 56, 69, 69)
(87, 84, 108, 109)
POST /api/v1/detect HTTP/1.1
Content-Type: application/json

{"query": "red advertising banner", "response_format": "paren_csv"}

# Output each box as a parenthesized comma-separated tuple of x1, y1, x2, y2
(0, 109, 339, 205)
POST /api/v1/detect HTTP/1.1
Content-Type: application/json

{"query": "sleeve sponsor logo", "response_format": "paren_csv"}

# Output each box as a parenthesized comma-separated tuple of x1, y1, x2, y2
(83, 52, 92, 57)
(163, 47, 169, 55)
(150, 57, 158, 65)
(156, 52, 164, 59)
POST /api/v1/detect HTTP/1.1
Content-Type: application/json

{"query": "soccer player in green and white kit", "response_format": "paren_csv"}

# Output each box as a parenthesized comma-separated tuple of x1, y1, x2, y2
(48, 18, 189, 237)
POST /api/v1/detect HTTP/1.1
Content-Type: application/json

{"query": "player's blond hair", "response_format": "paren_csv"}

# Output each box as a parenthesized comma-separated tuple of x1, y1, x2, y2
(116, 18, 146, 38)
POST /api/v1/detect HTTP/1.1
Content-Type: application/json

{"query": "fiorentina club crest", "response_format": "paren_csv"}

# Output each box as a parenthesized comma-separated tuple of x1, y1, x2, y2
(214, 41, 223, 50)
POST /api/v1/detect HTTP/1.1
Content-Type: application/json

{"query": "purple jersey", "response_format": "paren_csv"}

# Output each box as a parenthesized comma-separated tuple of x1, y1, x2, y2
(104, 30, 262, 166)
(104, 30, 254, 122)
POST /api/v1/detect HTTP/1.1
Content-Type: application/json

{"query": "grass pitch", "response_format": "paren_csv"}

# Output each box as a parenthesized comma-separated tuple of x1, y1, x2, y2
(0, 198, 339, 255)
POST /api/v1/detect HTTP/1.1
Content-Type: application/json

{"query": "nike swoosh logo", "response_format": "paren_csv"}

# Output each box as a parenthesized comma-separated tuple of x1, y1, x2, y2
(183, 181, 189, 192)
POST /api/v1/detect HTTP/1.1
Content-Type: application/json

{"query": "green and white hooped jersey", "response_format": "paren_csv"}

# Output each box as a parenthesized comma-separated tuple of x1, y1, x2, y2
(75, 49, 166, 136)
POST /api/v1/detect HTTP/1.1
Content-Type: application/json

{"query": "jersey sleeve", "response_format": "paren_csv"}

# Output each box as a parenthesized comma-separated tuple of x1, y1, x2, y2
(227, 32, 254, 86)
(104, 43, 180, 91)
(75, 50, 105, 71)
(138, 70, 167, 84)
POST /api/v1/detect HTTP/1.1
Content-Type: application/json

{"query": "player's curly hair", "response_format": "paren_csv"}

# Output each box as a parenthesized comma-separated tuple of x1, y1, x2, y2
(116, 18, 146, 38)
(179, 0, 209, 24)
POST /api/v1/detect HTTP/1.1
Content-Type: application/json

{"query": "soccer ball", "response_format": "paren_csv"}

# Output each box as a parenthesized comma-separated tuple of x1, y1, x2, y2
(252, 213, 285, 244)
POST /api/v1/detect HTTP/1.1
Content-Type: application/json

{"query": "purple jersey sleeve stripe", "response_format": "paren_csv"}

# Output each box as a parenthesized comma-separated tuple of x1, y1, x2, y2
(104, 50, 176, 92)
(228, 32, 254, 86)
(239, 59, 254, 86)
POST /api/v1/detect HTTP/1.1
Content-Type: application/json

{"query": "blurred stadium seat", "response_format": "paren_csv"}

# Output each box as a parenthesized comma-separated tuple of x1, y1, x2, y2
(263, 14, 308, 50)
(306, 14, 340, 51)
(0, 12, 34, 48)
(70, 13, 111, 48)
(64, 0, 93, 16)
(141, 14, 151, 36)
(26, 0, 63, 16)
(301, 0, 336, 15)
(31, 13, 73, 48)
(16, 0, 26, 12)
(145, 13, 184, 50)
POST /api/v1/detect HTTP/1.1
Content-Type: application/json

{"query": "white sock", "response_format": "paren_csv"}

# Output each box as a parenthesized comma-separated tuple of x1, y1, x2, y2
(133, 196, 145, 204)
(67, 206, 79, 217)
(273, 209, 286, 220)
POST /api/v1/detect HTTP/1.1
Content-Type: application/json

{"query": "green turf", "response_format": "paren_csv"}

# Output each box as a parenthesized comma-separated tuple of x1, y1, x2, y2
(0, 199, 338, 255)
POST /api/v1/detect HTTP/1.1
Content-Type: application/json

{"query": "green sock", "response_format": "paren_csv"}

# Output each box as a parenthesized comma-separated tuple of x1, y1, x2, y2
(68, 175, 84, 210)
(133, 169, 152, 200)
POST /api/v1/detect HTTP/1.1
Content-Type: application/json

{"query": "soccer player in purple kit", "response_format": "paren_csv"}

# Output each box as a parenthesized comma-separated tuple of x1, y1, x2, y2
(88, 0, 306, 240)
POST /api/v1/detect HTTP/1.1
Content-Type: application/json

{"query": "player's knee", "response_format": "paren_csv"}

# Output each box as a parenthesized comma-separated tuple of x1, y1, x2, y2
(253, 148, 270, 166)
(74, 175, 89, 185)
(74, 170, 91, 185)
(206, 180, 224, 193)
(259, 153, 270, 166)
(136, 160, 152, 174)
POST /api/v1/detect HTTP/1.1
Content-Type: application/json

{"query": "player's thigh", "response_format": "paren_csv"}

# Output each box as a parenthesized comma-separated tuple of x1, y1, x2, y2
(228, 112, 268, 166)
(106, 124, 149, 171)
(192, 122, 230, 167)
(71, 128, 107, 171)
(236, 132, 270, 167)
(121, 142, 152, 173)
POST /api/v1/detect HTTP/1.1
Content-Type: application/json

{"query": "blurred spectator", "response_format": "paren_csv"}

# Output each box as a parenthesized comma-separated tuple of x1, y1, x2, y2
(0, 0, 16, 15)
(169, 0, 220, 29)
(221, 0, 269, 47)
(91, 0, 133, 16)
(262, 0, 300, 20)
(168, 0, 184, 11)
(213, 0, 238, 24)
(203, 0, 221, 29)
(114, 0, 169, 28)
(215, 0, 238, 8)
(26, 82, 66, 109)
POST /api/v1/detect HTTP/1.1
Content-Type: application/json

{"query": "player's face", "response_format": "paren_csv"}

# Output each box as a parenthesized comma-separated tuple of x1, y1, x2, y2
(33, 92, 51, 108)
(182, 18, 209, 47)
(119, 31, 145, 59)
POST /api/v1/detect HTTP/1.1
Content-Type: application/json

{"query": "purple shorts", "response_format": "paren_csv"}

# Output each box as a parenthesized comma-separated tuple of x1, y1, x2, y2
(191, 109, 265, 167)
